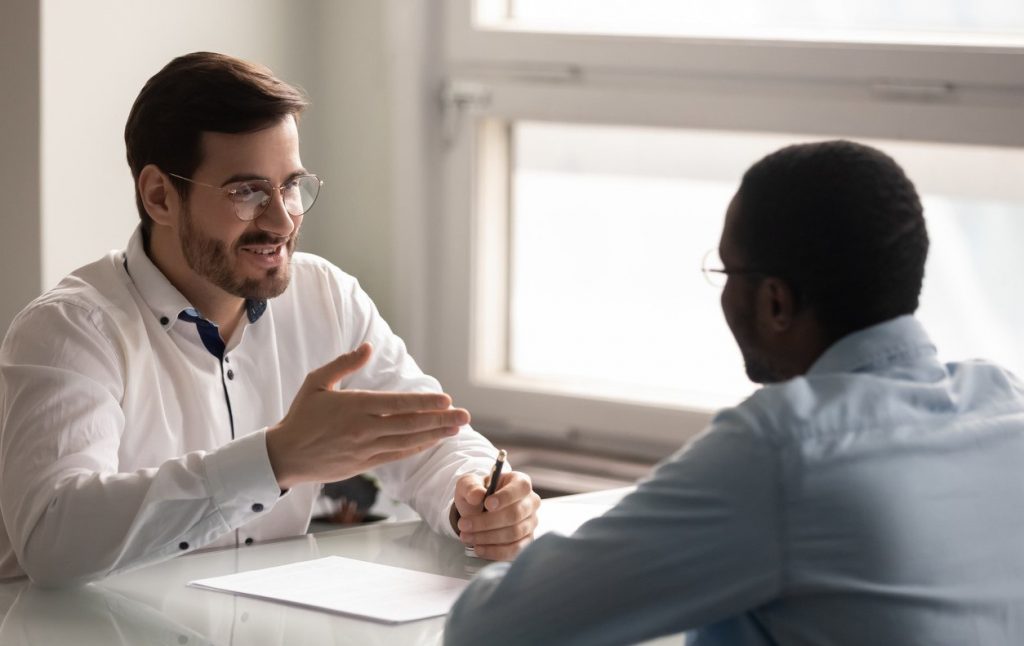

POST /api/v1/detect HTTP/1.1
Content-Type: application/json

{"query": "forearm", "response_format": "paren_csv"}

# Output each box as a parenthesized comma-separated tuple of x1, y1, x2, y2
(445, 424, 785, 645)
(10, 431, 280, 586)
(445, 521, 696, 646)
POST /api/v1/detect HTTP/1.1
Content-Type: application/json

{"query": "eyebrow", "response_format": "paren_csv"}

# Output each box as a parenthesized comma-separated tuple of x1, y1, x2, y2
(219, 169, 309, 187)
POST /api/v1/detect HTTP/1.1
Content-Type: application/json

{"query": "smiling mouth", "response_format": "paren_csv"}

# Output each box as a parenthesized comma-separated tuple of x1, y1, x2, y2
(241, 246, 280, 255)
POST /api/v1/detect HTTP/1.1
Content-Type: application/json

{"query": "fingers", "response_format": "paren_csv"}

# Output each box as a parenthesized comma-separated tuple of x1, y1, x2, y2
(458, 490, 540, 535)
(359, 391, 455, 415)
(370, 426, 460, 453)
(467, 533, 535, 562)
(363, 429, 461, 467)
(372, 408, 470, 435)
(308, 343, 373, 390)
(460, 493, 539, 561)
(460, 507, 538, 545)
(453, 474, 488, 515)
(456, 471, 534, 519)
(480, 471, 534, 512)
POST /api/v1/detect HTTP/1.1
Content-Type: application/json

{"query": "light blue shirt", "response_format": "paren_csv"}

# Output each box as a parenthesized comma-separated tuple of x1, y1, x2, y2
(445, 316, 1024, 645)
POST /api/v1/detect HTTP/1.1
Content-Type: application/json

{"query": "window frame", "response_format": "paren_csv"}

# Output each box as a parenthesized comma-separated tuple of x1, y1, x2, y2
(429, 0, 1024, 457)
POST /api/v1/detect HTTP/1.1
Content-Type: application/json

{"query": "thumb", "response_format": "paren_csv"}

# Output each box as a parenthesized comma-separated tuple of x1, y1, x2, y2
(309, 342, 373, 390)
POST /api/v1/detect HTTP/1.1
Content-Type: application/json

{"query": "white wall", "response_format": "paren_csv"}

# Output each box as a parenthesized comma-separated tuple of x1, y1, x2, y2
(301, 2, 396, 324)
(0, 0, 409, 340)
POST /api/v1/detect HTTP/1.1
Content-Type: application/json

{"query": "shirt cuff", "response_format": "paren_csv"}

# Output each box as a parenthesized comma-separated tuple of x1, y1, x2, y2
(443, 496, 460, 539)
(202, 428, 282, 528)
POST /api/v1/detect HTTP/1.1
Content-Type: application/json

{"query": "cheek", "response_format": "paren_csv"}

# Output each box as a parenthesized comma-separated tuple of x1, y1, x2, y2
(720, 281, 751, 340)
(720, 282, 738, 323)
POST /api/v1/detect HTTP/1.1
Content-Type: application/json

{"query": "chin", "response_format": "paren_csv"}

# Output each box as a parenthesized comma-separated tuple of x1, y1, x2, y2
(743, 356, 786, 385)
(231, 267, 292, 300)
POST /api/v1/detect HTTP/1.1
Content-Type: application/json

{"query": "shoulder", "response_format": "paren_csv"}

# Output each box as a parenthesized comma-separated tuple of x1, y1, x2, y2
(9, 253, 127, 334)
(947, 358, 1024, 411)
(2, 252, 129, 366)
(285, 252, 376, 309)
(289, 252, 357, 286)
(714, 376, 855, 447)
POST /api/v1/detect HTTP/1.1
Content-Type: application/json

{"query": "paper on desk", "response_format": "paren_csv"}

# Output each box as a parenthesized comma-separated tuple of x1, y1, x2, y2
(535, 501, 613, 537)
(188, 556, 467, 624)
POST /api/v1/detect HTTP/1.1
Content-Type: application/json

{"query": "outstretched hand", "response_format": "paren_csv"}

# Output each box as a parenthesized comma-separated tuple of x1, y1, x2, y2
(266, 343, 470, 490)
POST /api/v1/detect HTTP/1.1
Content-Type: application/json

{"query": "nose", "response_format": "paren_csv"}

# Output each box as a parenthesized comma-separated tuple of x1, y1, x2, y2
(257, 187, 298, 237)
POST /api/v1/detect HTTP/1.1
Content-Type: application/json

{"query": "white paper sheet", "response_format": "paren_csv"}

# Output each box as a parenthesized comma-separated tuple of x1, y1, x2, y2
(188, 556, 468, 624)
(535, 501, 612, 537)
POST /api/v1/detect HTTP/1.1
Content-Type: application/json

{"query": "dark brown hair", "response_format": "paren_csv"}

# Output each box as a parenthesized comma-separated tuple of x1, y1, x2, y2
(124, 52, 309, 238)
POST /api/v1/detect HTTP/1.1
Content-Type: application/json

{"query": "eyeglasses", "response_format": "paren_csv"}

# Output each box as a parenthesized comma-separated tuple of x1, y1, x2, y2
(168, 172, 323, 222)
(701, 248, 764, 287)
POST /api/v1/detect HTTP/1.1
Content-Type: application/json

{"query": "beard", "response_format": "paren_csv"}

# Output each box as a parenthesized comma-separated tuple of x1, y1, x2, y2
(179, 205, 297, 300)
(738, 343, 788, 384)
(724, 286, 788, 385)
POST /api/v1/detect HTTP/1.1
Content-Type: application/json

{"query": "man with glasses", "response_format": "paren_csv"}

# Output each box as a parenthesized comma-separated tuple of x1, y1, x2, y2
(446, 140, 1024, 645)
(0, 52, 539, 585)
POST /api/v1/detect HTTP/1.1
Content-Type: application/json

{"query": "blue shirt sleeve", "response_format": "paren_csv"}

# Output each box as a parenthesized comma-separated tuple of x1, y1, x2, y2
(444, 418, 784, 646)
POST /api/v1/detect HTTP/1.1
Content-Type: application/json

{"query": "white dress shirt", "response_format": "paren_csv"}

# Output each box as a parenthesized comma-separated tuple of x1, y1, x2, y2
(0, 227, 496, 585)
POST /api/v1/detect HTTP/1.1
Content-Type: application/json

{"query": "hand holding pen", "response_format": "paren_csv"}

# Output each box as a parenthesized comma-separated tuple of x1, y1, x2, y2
(450, 449, 542, 561)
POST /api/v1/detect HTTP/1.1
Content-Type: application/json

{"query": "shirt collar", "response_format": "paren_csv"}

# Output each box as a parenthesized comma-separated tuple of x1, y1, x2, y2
(807, 315, 938, 377)
(123, 226, 268, 331)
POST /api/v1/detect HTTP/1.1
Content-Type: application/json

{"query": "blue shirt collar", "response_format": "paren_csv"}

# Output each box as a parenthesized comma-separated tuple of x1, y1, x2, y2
(123, 226, 268, 331)
(807, 315, 938, 377)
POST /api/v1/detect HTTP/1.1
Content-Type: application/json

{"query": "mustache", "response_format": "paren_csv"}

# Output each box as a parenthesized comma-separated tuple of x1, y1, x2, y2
(234, 232, 296, 248)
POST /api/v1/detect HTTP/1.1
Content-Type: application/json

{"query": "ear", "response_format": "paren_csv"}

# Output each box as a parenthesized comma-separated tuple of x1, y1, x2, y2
(754, 277, 798, 333)
(137, 164, 181, 228)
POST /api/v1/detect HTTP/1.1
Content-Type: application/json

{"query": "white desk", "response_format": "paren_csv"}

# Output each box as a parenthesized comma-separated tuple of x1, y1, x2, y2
(0, 489, 683, 645)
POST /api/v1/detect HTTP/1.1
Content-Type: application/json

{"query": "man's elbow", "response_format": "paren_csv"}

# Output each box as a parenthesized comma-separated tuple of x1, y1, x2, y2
(19, 547, 106, 588)
(17, 522, 109, 587)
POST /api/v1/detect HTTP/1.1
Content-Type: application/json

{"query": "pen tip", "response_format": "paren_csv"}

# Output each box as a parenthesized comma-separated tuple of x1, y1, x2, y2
(497, 449, 507, 461)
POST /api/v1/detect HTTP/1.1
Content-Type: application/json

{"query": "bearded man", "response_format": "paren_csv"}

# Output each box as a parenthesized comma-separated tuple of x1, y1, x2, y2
(0, 52, 539, 586)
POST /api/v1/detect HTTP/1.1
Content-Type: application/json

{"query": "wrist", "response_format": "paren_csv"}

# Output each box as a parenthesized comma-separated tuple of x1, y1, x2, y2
(449, 501, 461, 536)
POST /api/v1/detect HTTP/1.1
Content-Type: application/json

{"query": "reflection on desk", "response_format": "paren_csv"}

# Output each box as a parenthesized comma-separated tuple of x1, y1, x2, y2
(0, 490, 641, 646)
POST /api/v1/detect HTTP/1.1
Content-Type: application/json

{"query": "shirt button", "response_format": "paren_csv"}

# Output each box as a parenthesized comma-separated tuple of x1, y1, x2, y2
(224, 355, 230, 363)
(252, 503, 264, 512)
(160, 316, 169, 325)
(245, 537, 254, 545)
(178, 541, 189, 550)
(226, 369, 235, 380)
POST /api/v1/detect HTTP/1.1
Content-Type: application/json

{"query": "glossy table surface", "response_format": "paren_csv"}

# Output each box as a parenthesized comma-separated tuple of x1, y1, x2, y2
(0, 488, 683, 645)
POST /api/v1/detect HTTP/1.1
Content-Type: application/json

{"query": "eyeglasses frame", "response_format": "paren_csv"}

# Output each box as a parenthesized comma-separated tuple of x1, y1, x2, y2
(167, 171, 324, 222)
(700, 248, 766, 287)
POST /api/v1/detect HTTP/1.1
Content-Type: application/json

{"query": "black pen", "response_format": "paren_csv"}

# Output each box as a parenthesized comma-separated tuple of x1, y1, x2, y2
(482, 449, 507, 509)
(464, 449, 507, 557)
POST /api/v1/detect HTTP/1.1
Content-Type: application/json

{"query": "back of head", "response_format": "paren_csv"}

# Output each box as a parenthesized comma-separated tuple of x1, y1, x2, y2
(124, 52, 309, 238)
(735, 140, 929, 340)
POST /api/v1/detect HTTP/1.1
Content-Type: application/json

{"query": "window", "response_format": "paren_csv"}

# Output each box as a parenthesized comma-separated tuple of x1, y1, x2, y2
(479, 0, 1024, 45)
(433, 0, 1024, 457)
